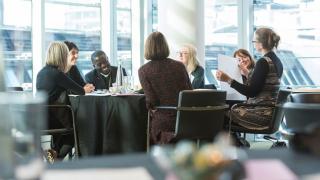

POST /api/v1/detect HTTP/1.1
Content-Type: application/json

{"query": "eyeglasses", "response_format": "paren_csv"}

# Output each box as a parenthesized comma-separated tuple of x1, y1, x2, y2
(176, 51, 189, 56)
(251, 40, 258, 43)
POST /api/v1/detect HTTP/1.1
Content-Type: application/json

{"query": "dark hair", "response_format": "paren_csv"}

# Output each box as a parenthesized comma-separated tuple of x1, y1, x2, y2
(255, 27, 280, 51)
(64, 41, 79, 51)
(144, 31, 170, 61)
(233, 49, 255, 69)
(91, 50, 108, 63)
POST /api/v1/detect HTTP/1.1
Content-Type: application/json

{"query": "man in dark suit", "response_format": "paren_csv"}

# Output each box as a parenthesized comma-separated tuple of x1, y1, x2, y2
(85, 50, 126, 90)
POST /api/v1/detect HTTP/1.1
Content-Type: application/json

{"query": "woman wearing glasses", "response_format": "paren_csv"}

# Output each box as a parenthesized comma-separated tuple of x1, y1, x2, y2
(178, 44, 204, 89)
(216, 27, 283, 130)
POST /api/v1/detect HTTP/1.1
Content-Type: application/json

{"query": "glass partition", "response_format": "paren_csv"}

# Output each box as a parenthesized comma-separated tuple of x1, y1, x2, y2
(253, 0, 320, 87)
(204, 0, 238, 85)
(0, 0, 32, 87)
(116, 0, 132, 75)
(45, 0, 101, 77)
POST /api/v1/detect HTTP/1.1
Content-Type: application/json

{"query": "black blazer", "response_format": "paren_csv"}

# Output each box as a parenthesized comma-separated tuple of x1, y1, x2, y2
(84, 66, 127, 90)
(66, 65, 86, 87)
(191, 65, 204, 89)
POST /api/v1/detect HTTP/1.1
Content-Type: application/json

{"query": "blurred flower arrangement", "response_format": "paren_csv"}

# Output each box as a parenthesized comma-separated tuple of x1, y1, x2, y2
(152, 133, 244, 180)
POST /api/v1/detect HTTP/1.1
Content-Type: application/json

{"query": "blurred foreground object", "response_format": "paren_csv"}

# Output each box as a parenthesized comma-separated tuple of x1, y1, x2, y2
(152, 133, 246, 180)
(0, 92, 47, 179)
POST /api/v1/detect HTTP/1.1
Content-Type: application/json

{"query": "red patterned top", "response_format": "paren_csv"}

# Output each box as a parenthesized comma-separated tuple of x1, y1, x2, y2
(139, 58, 192, 144)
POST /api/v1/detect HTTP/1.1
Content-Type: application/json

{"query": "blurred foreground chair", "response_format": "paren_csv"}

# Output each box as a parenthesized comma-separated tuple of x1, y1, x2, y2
(229, 89, 292, 146)
(147, 90, 228, 152)
(41, 104, 79, 160)
(282, 93, 320, 153)
(282, 93, 320, 135)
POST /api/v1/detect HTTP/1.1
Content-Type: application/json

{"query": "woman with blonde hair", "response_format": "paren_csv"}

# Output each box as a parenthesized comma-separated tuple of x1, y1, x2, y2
(139, 32, 192, 144)
(36, 41, 92, 160)
(178, 44, 204, 89)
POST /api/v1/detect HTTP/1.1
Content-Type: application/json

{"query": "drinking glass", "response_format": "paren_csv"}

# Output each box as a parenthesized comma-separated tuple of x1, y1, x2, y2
(0, 92, 46, 179)
(123, 76, 133, 93)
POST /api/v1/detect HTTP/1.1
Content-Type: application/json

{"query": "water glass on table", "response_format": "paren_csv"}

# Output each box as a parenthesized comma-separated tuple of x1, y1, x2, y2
(123, 76, 133, 93)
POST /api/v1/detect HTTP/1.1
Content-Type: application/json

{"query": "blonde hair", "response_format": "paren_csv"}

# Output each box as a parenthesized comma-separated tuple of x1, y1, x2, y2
(181, 44, 199, 73)
(144, 31, 170, 61)
(45, 41, 69, 72)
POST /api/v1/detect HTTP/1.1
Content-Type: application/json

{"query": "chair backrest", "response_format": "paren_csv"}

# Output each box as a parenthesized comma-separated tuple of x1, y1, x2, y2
(42, 104, 79, 157)
(269, 89, 292, 133)
(174, 90, 228, 140)
(283, 93, 320, 133)
(234, 88, 292, 134)
(289, 93, 320, 103)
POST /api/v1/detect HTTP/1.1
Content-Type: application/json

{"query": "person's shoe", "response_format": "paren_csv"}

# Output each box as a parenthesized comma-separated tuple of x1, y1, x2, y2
(44, 149, 57, 164)
(231, 133, 250, 148)
(238, 137, 250, 148)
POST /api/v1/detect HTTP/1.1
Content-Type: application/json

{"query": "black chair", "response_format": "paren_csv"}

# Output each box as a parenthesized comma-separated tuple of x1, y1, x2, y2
(41, 104, 79, 159)
(229, 89, 292, 143)
(147, 90, 228, 152)
(282, 93, 320, 134)
(7, 86, 23, 91)
(288, 92, 320, 103)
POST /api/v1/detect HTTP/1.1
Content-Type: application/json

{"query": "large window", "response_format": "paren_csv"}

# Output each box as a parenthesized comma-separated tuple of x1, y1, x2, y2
(0, 0, 136, 89)
(116, 0, 132, 75)
(45, 0, 101, 76)
(253, 0, 320, 87)
(0, 0, 32, 87)
(204, 0, 238, 85)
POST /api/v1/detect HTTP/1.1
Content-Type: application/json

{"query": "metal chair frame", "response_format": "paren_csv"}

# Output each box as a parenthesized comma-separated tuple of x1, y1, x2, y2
(147, 90, 228, 152)
(41, 104, 80, 159)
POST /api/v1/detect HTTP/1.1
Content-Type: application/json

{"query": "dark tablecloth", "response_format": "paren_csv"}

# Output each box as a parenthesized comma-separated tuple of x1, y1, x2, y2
(69, 95, 148, 156)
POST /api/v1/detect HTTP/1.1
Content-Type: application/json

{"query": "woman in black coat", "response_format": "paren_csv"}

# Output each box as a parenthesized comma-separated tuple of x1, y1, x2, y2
(36, 41, 93, 159)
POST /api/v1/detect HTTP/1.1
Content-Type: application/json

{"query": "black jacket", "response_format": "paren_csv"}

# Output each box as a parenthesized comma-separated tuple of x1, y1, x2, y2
(84, 66, 127, 90)
(191, 65, 205, 89)
(36, 65, 85, 104)
(66, 65, 86, 87)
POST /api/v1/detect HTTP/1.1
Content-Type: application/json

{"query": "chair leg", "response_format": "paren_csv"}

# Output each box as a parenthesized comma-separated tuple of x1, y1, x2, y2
(196, 139, 200, 149)
(73, 130, 80, 159)
(146, 110, 150, 153)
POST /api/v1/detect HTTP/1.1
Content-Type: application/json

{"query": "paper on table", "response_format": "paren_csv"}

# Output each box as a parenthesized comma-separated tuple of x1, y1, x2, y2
(217, 54, 246, 101)
(85, 91, 111, 96)
(111, 93, 144, 96)
(42, 167, 154, 180)
(245, 159, 298, 180)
